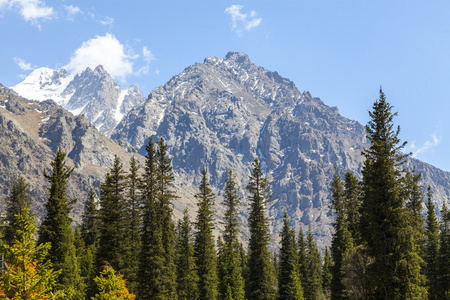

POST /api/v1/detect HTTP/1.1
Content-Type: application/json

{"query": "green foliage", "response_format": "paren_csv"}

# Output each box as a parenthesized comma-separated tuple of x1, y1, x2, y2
(4, 175, 31, 246)
(218, 170, 245, 300)
(360, 88, 426, 299)
(322, 247, 332, 299)
(438, 201, 450, 299)
(330, 168, 353, 300)
(0, 205, 65, 299)
(194, 168, 218, 300)
(92, 264, 135, 300)
(81, 188, 100, 248)
(98, 155, 128, 273)
(278, 211, 304, 300)
(38, 148, 82, 298)
(425, 186, 439, 300)
(246, 158, 277, 300)
(176, 208, 199, 300)
(304, 225, 323, 300)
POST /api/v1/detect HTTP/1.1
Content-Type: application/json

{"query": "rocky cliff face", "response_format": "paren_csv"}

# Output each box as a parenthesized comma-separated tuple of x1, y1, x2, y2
(11, 66, 146, 133)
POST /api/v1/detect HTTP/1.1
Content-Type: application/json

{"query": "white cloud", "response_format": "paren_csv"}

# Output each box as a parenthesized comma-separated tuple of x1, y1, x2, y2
(64, 34, 154, 82)
(100, 16, 114, 26)
(142, 46, 154, 63)
(411, 134, 441, 157)
(64, 5, 81, 20)
(14, 57, 34, 71)
(225, 4, 262, 36)
(0, 0, 54, 25)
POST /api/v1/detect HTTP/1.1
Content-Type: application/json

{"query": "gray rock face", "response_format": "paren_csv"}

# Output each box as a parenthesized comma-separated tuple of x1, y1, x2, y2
(11, 66, 146, 133)
(112, 52, 450, 248)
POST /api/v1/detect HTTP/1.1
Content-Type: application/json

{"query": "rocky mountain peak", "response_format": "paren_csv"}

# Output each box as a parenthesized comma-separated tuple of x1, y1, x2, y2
(11, 66, 145, 133)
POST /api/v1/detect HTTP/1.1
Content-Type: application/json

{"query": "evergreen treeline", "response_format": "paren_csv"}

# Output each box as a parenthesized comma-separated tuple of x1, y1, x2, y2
(1, 89, 450, 299)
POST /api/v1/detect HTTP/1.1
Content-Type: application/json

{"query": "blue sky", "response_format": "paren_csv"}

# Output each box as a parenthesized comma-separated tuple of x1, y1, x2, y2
(1, 1, 450, 172)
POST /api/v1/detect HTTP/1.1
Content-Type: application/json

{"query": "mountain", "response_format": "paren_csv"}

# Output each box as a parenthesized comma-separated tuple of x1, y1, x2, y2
(2, 52, 450, 249)
(11, 66, 146, 133)
(112, 52, 450, 247)
(0, 83, 143, 221)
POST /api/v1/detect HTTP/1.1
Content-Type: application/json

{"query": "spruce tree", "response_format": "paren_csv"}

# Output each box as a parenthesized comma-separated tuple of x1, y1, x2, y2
(246, 158, 277, 300)
(304, 224, 323, 300)
(138, 138, 166, 299)
(123, 155, 141, 293)
(343, 171, 360, 243)
(4, 175, 31, 246)
(297, 227, 307, 287)
(278, 211, 304, 300)
(194, 168, 218, 300)
(156, 137, 178, 299)
(176, 208, 199, 300)
(322, 247, 332, 299)
(218, 170, 245, 300)
(330, 168, 353, 300)
(360, 88, 426, 299)
(38, 148, 82, 298)
(98, 156, 128, 273)
(81, 188, 100, 247)
(438, 201, 450, 299)
(425, 186, 440, 300)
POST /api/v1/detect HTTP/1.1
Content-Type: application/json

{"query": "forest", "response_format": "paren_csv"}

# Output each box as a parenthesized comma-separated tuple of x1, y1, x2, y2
(0, 88, 449, 300)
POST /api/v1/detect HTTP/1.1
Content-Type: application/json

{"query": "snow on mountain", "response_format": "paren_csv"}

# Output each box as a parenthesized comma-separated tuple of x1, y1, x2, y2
(12, 68, 75, 105)
(11, 66, 146, 133)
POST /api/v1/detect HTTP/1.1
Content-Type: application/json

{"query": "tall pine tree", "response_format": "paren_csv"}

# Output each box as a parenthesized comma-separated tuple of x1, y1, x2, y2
(156, 137, 178, 299)
(218, 170, 245, 300)
(278, 210, 304, 300)
(138, 138, 167, 299)
(425, 186, 440, 300)
(360, 88, 426, 299)
(246, 158, 277, 300)
(330, 168, 353, 300)
(38, 148, 82, 298)
(98, 156, 128, 274)
(176, 208, 199, 300)
(194, 168, 218, 300)
(304, 224, 323, 300)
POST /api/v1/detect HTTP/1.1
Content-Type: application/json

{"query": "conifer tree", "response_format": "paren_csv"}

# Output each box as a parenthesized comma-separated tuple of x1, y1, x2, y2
(278, 211, 304, 300)
(330, 168, 353, 300)
(425, 186, 440, 300)
(360, 88, 426, 299)
(138, 138, 166, 299)
(156, 137, 178, 299)
(98, 155, 129, 275)
(438, 201, 450, 299)
(343, 172, 360, 243)
(297, 227, 307, 287)
(304, 225, 323, 300)
(4, 175, 31, 246)
(123, 156, 141, 293)
(246, 158, 277, 300)
(81, 188, 100, 247)
(218, 170, 245, 300)
(176, 208, 199, 300)
(322, 247, 333, 299)
(0, 204, 66, 299)
(38, 148, 82, 298)
(194, 168, 218, 300)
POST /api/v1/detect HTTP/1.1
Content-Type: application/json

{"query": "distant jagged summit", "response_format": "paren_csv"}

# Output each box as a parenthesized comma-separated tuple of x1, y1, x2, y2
(11, 65, 146, 133)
